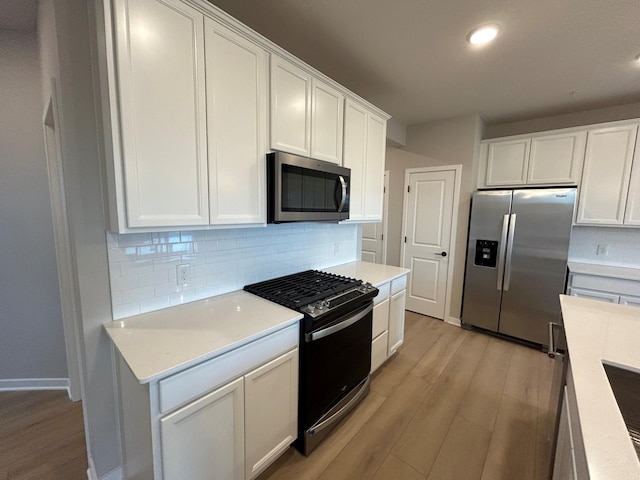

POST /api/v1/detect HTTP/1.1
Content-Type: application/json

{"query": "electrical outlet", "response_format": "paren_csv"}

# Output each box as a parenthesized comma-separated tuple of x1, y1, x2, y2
(596, 244, 609, 256)
(177, 264, 191, 285)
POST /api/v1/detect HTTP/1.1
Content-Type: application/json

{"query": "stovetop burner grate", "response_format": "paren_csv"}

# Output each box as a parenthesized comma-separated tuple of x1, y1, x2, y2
(244, 270, 361, 310)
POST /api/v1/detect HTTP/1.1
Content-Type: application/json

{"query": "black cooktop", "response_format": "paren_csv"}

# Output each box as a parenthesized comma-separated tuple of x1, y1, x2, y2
(244, 270, 361, 310)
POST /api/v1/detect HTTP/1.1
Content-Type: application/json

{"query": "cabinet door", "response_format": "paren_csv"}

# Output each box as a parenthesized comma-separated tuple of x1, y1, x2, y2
(270, 56, 312, 156)
(552, 387, 576, 480)
(527, 131, 586, 185)
(569, 287, 620, 303)
(311, 79, 344, 164)
(623, 131, 640, 225)
(113, 0, 209, 227)
(620, 295, 640, 307)
(160, 377, 244, 480)
(576, 125, 638, 225)
(372, 297, 390, 339)
(244, 349, 298, 480)
(205, 19, 267, 225)
(343, 99, 368, 220)
(387, 289, 406, 355)
(485, 139, 530, 186)
(363, 113, 387, 220)
(371, 331, 389, 374)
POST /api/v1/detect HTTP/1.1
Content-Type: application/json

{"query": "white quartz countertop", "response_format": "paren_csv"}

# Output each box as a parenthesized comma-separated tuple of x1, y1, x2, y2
(568, 261, 640, 282)
(321, 261, 410, 287)
(104, 290, 302, 384)
(559, 295, 640, 479)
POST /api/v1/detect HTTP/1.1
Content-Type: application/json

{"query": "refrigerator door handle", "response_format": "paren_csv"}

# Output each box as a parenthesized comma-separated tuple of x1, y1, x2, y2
(496, 214, 510, 291)
(503, 213, 517, 291)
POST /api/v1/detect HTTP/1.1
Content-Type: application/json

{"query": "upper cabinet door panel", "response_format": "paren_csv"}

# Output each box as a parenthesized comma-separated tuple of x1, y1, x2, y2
(343, 100, 368, 220)
(527, 131, 586, 184)
(576, 125, 638, 225)
(364, 113, 386, 220)
(205, 19, 268, 225)
(311, 79, 344, 164)
(270, 56, 312, 156)
(114, 0, 209, 227)
(623, 131, 640, 225)
(485, 139, 530, 186)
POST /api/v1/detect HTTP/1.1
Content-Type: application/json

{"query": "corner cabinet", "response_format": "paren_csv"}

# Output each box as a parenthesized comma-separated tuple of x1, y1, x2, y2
(478, 131, 586, 189)
(576, 124, 640, 225)
(270, 55, 344, 165)
(115, 324, 299, 480)
(343, 99, 387, 222)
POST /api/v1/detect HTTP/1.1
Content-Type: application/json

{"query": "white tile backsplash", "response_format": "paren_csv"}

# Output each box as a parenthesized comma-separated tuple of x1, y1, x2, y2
(107, 223, 359, 319)
(569, 226, 640, 268)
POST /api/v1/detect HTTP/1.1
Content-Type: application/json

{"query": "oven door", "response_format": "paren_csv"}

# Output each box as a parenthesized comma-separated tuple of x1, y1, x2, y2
(299, 302, 372, 432)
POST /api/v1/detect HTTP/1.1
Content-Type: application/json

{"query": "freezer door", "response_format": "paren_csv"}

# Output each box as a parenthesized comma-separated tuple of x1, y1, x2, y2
(498, 188, 575, 345)
(461, 190, 512, 332)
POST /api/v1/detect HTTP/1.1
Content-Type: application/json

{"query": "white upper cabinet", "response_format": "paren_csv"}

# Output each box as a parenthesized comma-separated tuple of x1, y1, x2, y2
(528, 131, 586, 184)
(485, 138, 530, 186)
(204, 19, 268, 225)
(480, 131, 586, 188)
(270, 56, 312, 157)
(311, 79, 344, 164)
(576, 124, 638, 225)
(623, 132, 640, 225)
(113, 0, 209, 228)
(270, 55, 345, 164)
(343, 99, 387, 222)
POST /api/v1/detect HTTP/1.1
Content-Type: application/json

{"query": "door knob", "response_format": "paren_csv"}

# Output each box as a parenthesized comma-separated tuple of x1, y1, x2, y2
(436, 251, 447, 257)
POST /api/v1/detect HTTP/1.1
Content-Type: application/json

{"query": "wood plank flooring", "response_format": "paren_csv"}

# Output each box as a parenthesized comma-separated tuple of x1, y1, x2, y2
(259, 312, 555, 480)
(0, 391, 87, 479)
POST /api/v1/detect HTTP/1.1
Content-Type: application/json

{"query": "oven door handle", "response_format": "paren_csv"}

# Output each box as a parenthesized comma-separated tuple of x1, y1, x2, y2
(306, 303, 373, 342)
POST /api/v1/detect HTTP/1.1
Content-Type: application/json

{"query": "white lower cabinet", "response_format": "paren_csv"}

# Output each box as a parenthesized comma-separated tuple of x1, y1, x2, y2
(160, 377, 245, 480)
(244, 350, 298, 480)
(116, 325, 298, 480)
(369, 274, 408, 372)
(567, 271, 640, 307)
(568, 287, 620, 303)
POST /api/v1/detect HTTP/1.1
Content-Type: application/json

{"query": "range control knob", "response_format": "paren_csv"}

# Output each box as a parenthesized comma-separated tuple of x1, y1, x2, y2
(306, 304, 315, 313)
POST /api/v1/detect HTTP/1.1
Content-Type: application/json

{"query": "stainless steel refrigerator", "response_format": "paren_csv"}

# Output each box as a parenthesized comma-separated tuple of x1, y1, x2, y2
(461, 188, 576, 346)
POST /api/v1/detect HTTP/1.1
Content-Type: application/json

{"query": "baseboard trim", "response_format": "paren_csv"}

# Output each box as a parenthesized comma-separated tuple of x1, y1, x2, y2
(87, 458, 123, 480)
(445, 316, 461, 327)
(0, 378, 70, 393)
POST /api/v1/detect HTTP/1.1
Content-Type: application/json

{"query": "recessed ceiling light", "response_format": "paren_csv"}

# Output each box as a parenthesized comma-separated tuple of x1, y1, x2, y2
(468, 24, 500, 45)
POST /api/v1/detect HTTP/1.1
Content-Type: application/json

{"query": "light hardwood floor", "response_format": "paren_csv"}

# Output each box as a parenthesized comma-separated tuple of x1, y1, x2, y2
(0, 390, 87, 479)
(258, 312, 555, 480)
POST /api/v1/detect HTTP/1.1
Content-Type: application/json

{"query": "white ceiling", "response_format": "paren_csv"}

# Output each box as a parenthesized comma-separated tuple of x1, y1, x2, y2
(0, 0, 38, 32)
(208, 0, 640, 126)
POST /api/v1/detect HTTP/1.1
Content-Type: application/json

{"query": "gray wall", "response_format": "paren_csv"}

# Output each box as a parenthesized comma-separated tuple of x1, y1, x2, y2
(484, 101, 640, 139)
(38, 0, 121, 477)
(386, 114, 483, 321)
(0, 29, 67, 381)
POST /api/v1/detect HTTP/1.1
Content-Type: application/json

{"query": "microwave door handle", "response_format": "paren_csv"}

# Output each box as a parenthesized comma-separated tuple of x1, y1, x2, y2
(337, 176, 347, 212)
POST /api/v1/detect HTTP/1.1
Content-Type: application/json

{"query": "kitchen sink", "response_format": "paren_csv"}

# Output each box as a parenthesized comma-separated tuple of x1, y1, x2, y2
(603, 362, 640, 461)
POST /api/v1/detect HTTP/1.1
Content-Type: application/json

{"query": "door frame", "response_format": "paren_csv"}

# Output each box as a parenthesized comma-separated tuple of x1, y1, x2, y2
(380, 171, 390, 264)
(400, 165, 462, 325)
(42, 78, 84, 401)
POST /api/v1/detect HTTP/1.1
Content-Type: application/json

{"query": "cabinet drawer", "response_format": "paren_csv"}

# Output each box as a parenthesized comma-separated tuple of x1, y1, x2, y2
(374, 282, 390, 305)
(372, 298, 389, 339)
(158, 323, 298, 414)
(371, 331, 388, 374)
(570, 274, 640, 297)
(391, 275, 407, 295)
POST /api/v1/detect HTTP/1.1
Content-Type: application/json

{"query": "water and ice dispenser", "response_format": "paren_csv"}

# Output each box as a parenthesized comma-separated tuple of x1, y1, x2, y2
(474, 240, 498, 267)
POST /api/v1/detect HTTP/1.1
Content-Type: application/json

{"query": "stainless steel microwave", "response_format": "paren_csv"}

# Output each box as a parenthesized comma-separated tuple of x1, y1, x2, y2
(267, 151, 350, 223)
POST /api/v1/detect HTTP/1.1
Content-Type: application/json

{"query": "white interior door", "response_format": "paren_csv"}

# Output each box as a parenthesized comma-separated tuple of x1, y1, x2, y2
(402, 168, 456, 319)
(361, 172, 389, 263)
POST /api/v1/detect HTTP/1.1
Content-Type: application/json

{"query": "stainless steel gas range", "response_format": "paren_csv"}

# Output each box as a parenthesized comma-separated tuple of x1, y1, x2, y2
(245, 269, 378, 455)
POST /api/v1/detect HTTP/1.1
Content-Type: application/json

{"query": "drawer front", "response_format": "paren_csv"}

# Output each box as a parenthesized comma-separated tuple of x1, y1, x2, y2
(391, 275, 407, 295)
(372, 298, 389, 339)
(371, 331, 389, 373)
(159, 323, 299, 414)
(374, 282, 390, 305)
(570, 274, 640, 296)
